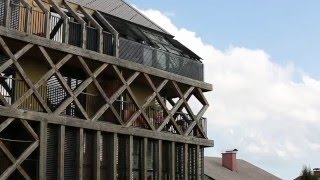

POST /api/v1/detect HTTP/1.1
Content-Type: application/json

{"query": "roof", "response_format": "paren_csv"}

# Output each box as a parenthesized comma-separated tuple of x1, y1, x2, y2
(66, 0, 170, 35)
(204, 157, 281, 180)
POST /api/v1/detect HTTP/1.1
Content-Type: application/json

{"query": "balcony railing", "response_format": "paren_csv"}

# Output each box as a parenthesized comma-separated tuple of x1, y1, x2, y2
(119, 38, 204, 81)
(0, 1, 204, 81)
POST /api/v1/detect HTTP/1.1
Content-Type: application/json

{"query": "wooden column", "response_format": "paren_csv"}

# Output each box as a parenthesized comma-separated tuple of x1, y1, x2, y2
(77, 128, 84, 180)
(196, 145, 200, 180)
(170, 142, 175, 180)
(95, 131, 101, 180)
(4, 0, 10, 27)
(142, 138, 148, 180)
(39, 121, 47, 180)
(128, 135, 133, 180)
(184, 143, 188, 180)
(58, 125, 65, 180)
(111, 133, 117, 180)
(158, 140, 162, 180)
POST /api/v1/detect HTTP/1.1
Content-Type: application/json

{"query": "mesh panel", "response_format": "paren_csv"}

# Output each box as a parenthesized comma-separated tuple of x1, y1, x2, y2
(119, 38, 204, 81)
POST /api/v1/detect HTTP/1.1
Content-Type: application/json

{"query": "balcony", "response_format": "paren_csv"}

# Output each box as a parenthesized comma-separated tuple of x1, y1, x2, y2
(119, 38, 204, 81)
(0, 0, 204, 81)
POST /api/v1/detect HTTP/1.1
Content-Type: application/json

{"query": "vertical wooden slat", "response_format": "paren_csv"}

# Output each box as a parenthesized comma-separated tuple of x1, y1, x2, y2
(25, 6, 32, 33)
(142, 138, 148, 180)
(78, 128, 84, 180)
(128, 135, 133, 180)
(111, 133, 117, 180)
(4, 0, 10, 27)
(158, 140, 162, 180)
(58, 125, 65, 180)
(170, 141, 175, 180)
(196, 145, 200, 180)
(95, 131, 101, 180)
(39, 121, 47, 180)
(184, 143, 188, 180)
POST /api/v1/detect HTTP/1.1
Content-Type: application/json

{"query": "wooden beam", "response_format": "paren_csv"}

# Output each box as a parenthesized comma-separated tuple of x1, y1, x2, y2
(0, 106, 214, 146)
(93, 10, 119, 57)
(78, 6, 103, 53)
(47, 0, 69, 43)
(78, 128, 84, 180)
(0, 140, 34, 179)
(39, 121, 47, 180)
(111, 133, 117, 180)
(196, 145, 200, 180)
(128, 135, 133, 180)
(58, 125, 65, 180)
(95, 131, 101, 180)
(0, 29, 213, 91)
(158, 140, 162, 180)
(33, 0, 50, 37)
(170, 141, 175, 180)
(4, 0, 10, 27)
(184, 143, 188, 180)
(142, 138, 148, 180)
(64, 1, 86, 48)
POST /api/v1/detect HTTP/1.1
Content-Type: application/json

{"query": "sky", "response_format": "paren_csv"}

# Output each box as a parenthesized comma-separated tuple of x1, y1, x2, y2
(127, 1, 320, 179)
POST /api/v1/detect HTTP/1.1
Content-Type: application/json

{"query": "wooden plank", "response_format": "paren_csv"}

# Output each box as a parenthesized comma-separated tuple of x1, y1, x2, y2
(0, 29, 213, 91)
(170, 141, 175, 180)
(128, 135, 133, 180)
(93, 11, 119, 57)
(39, 121, 47, 180)
(195, 145, 200, 180)
(0, 106, 214, 146)
(158, 140, 162, 180)
(64, 1, 86, 48)
(0, 140, 34, 180)
(4, 0, 10, 27)
(95, 131, 101, 180)
(184, 143, 188, 180)
(78, 128, 84, 180)
(58, 125, 65, 180)
(142, 138, 148, 180)
(0, 117, 14, 132)
(111, 133, 117, 180)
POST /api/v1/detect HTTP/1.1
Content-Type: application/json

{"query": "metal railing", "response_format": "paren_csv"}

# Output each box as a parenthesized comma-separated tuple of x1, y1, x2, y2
(68, 21, 82, 47)
(10, 3, 27, 32)
(119, 38, 204, 81)
(86, 26, 98, 52)
(102, 31, 114, 56)
(0, 0, 5, 26)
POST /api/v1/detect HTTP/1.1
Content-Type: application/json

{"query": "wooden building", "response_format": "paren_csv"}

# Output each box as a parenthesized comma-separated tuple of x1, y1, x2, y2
(0, 0, 213, 179)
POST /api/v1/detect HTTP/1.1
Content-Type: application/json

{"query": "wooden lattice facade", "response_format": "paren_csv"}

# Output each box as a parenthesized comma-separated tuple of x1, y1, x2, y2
(0, 0, 213, 179)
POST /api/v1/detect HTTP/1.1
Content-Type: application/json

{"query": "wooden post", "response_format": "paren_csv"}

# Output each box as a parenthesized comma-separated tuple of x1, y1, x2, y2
(142, 138, 148, 180)
(58, 125, 65, 180)
(184, 143, 188, 180)
(158, 140, 162, 180)
(170, 142, 175, 180)
(128, 135, 133, 180)
(39, 121, 47, 180)
(77, 128, 84, 180)
(25, 6, 32, 33)
(4, 0, 10, 27)
(95, 131, 101, 180)
(111, 133, 117, 180)
(196, 145, 200, 180)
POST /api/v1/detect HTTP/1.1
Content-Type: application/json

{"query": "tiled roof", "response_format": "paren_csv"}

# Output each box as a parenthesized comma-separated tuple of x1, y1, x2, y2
(204, 157, 281, 180)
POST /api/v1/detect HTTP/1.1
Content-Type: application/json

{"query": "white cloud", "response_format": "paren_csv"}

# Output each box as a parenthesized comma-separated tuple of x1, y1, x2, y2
(137, 7, 320, 179)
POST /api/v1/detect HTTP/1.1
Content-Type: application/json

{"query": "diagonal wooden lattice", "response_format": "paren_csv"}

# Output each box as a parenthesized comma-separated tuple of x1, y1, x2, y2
(0, 36, 209, 137)
(0, 118, 39, 179)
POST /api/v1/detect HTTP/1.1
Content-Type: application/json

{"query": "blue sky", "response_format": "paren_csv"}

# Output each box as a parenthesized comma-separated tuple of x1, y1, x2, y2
(129, 0, 320, 79)
(128, 1, 320, 179)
